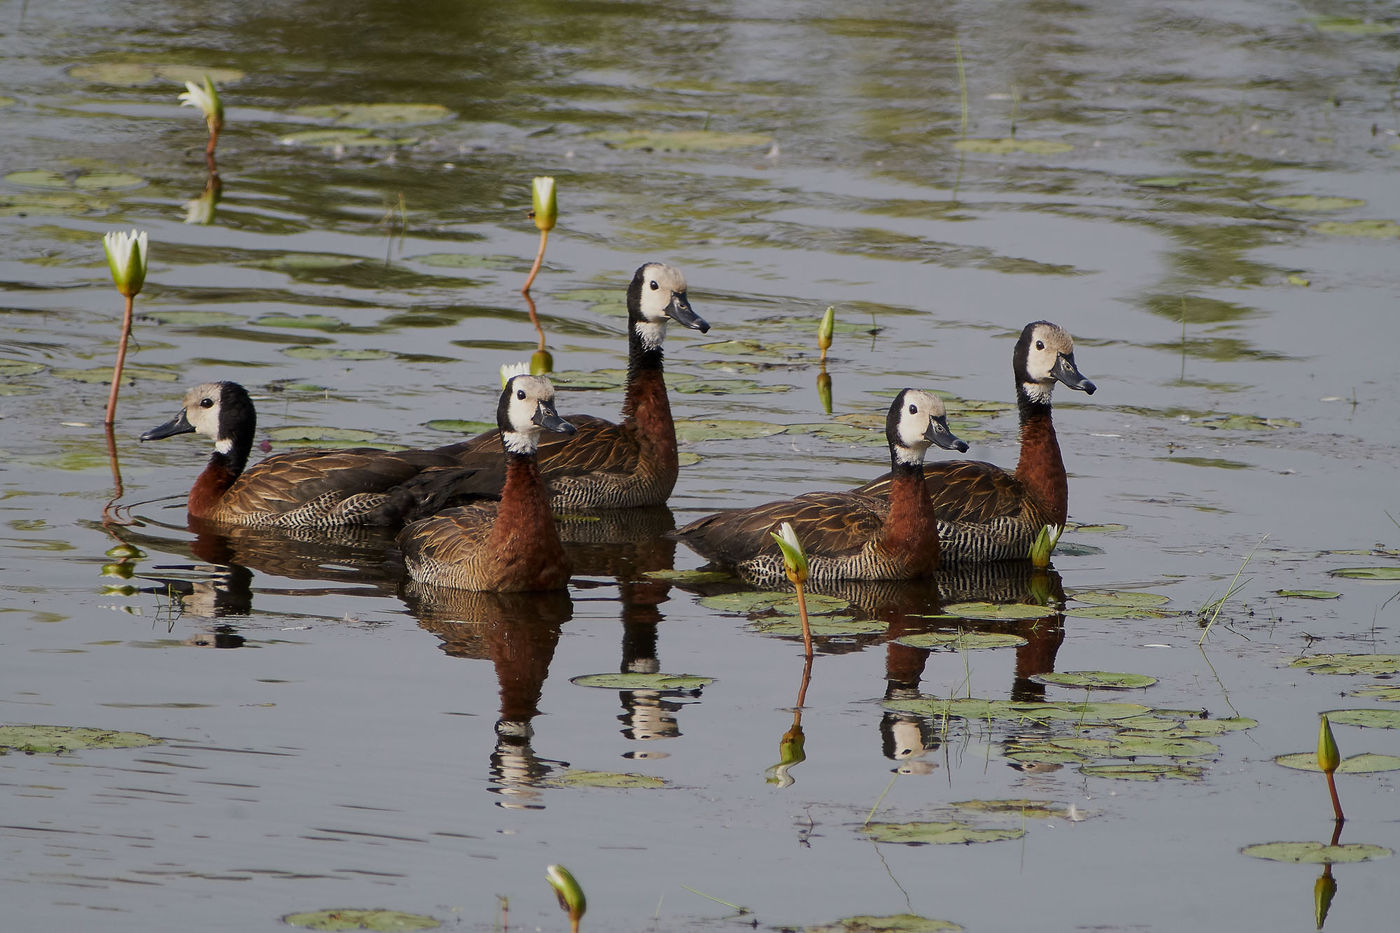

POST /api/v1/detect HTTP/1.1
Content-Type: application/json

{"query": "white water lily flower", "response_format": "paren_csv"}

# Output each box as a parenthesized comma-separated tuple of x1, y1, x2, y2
(1029, 523, 1062, 568)
(770, 521, 809, 583)
(531, 176, 557, 232)
(102, 229, 148, 297)
(178, 75, 224, 131)
(499, 360, 532, 387)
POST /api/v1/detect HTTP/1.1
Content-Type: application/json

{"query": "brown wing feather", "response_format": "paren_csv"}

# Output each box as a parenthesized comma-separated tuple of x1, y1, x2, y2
(677, 491, 888, 565)
(856, 460, 1033, 525)
(225, 447, 460, 515)
(437, 415, 640, 478)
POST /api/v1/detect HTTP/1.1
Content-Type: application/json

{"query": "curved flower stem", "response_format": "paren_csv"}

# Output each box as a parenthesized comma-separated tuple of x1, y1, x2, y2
(522, 288, 546, 350)
(205, 129, 220, 176)
(104, 294, 135, 425)
(521, 228, 549, 294)
(794, 578, 813, 659)
(1325, 770, 1345, 824)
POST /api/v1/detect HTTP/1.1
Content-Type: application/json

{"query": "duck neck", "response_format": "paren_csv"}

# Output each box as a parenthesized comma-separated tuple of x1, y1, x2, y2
(1013, 384, 1068, 526)
(188, 431, 251, 519)
(490, 451, 556, 547)
(622, 325, 677, 466)
(881, 456, 940, 569)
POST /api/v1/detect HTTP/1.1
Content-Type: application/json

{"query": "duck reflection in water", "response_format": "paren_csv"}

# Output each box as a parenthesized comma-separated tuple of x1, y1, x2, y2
(400, 584, 572, 809)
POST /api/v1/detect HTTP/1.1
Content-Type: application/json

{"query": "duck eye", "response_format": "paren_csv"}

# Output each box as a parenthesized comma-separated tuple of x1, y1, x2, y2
(517, 389, 527, 401)
(649, 280, 659, 290)
(908, 404, 918, 415)
(199, 397, 214, 408)
(1035, 340, 1045, 350)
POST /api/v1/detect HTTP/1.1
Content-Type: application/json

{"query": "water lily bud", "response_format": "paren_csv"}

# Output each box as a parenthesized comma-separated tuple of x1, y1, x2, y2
(1314, 869, 1337, 929)
(1317, 715, 1340, 774)
(102, 229, 149, 298)
(545, 864, 586, 925)
(1029, 523, 1062, 569)
(770, 521, 809, 585)
(531, 176, 557, 232)
(816, 370, 832, 414)
(530, 348, 554, 375)
(105, 544, 145, 559)
(817, 306, 834, 352)
(101, 562, 135, 579)
(178, 75, 224, 133)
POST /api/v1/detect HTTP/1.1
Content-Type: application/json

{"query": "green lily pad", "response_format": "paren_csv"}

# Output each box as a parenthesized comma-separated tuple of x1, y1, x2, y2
(755, 616, 888, 637)
(642, 569, 734, 584)
(143, 310, 243, 326)
(409, 253, 517, 271)
(804, 915, 963, 933)
(283, 908, 440, 930)
(569, 673, 713, 691)
(1135, 176, 1198, 189)
(1200, 413, 1300, 430)
(1275, 589, 1341, 599)
(671, 377, 790, 396)
(1080, 762, 1204, 781)
(1241, 842, 1391, 864)
(51, 365, 179, 384)
(1292, 654, 1400, 676)
(1262, 195, 1366, 212)
(1070, 590, 1171, 608)
(0, 360, 44, 377)
(266, 426, 381, 445)
(548, 368, 628, 390)
(785, 422, 886, 445)
(893, 631, 1028, 650)
(1108, 735, 1218, 758)
(68, 62, 244, 86)
(1274, 752, 1400, 773)
(941, 601, 1057, 621)
(1070, 523, 1127, 533)
(292, 103, 454, 126)
(0, 96, 17, 107)
(1313, 220, 1400, 239)
(1319, 709, 1400, 730)
(1307, 17, 1396, 36)
(254, 313, 349, 331)
(588, 129, 773, 152)
(1035, 702, 1154, 723)
(882, 697, 1029, 722)
(951, 799, 1074, 820)
(5, 169, 144, 190)
(953, 137, 1073, 155)
(278, 129, 402, 148)
(860, 821, 1024, 845)
(1330, 567, 1400, 580)
(0, 724, 161, 754)
(423, 419, 494, 436)
(282, 346, 395, 361)
(698, 591, 850, 615)
(1032, 671, 1157, 690)
(1064, 605, 1177, 620)
(1148, 716, 1258, 736)
(1348, 685, 1400, 702)
(550, 769, 667, 789)
(675, 418, 788, 443)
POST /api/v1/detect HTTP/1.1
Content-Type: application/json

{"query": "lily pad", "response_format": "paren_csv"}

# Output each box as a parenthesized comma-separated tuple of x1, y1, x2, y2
(1313, 219, 1400, 239)
(893, 631, 1028, 650)
(1329, 567, 1400, 580)
(266, 426, 381, 445)
(642, 569, 734, 584)
(1070, 523, 1127, 533)
(953, 137, 1073, 155)
(588, 129, 773, 152)
(51, 365, 178, 384)
(671, 377, 789, 395)
(1147, 716, 1258, 737)
(279, 129, 402, 148)
(1262, 195, 1366, 212)
(549, 769, 667, 789)
(675, 418, 788, 443)
(1241, 842, 1391, 864)
(282, 346, 395, 361)
(698, 591, 850, 615)
(283, 908, 440, 930)
(1070, 590, 1171, 608)
(423, 419, 494, 436)
(1307, 17, 1396, 36)
(5, 169, 144, 190)
(1032, 671, 1158, 690)
(804, 915, 962, 933)
(755, 616, 888, 637)
(1080, 762, 1204, 781)
(409, 253, 516, 271)
(1292, 654, 1400, 676)
(941, 601, 1057, 621)
(1063, 605, 1177, 620)
(569, 673, 713, 691)
(1275, 589, 1341, 599)
(0, 360, 45, 377)
(1135, 176, 1198, 189)
(292, 103, 454, 126)
(254, 313, 349, 331)
(1108, 735, 1218, 758)
(0, 724, 161, 754)
(143, 310, 243, 326)
(1348, 685, 1400, 702)
(68, 62, 244, 86)
(860, 820, 1024, 845)
(1319, 709, 1400, 730)
(1199, 413, 1300, 430)
(1274, 752, 1400, 773)
(951, 799, 1073, 820)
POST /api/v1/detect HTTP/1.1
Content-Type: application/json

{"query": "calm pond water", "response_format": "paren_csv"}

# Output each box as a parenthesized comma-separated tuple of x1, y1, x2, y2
(3, 1, 1399, 930)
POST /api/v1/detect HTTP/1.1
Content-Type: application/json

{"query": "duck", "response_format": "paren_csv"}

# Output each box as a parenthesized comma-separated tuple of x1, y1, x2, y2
(854, 321, 1096, 563)
(398, 374, 577, 592)
(140, 381, 468, 528)
(394, 262, 709, 520)
(675, 389, 968, 585)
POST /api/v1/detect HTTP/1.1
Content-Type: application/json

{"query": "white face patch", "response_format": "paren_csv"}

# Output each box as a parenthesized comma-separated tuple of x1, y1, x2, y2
(499, 374, 559, 455)
(1023, 323, 1074, 385)
(634, 320, 667, 351)
(636, 263, 688, 324)
(892, 389, 946, 466)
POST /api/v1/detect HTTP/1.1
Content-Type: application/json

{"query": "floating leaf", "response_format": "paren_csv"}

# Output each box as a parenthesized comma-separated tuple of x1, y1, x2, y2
(254, 313, 349, 331)
(409, 253, 518, 271)
(1292, 654, 1400, 676)
(1135, 176, 1198, 189)
(1071, 523, 1127, 533)
(951, 799, 1075, 820)
(0, 724, 161, 754)
(1080, 762, 1204, 781)
(698, 591, 850, 615)
(1064, 605, 1177, 620)
(1150, 716, 1258, 737)
(588, 129, 773, 151)
(953, 137, 1073, 155)
(282, 346, 394, 361)
(569, 673, 713, 691)
(68, 62, 244, 86)
(1319, 709, 1400, 730)
(1274, 752, 1400, 773)
(642, 569, 734, 584)
(549, 769, 667, 789)
(5, 169, 143, 190)
(941, 601, 1057, 621)
(1348, 685, 1400, 702)
(266, 426, 381, 445)
(671, 377, 790, 395)
(755, 616, 887, 637)
(292, 102, 454, 126)
(860, 821, 1024, 845)
(143, 310, 243, 326)
(1241, 842, 1391, 864)
(894, 631, 1028, 650)
(1108, 735, 1218, 758)
(0, 360, 44, 377)
(1307, 17, 1396, 36)
(51, 365, 178, 384)
(1036, 702, 1154, 723)
(423, 419, 494, 436)
(278, 129, 401, 148)
(1329, 567, 1400, 580)
(1070, 590, 1171, 608)
(1313, 219, 1400, 239)
(804, 914, 963, 933)
(675, 419, 788, 443)
(283, 908, 440, 930)
(1262, 195, 1366, 212)
(1276, 589, 1341, 599)
(1032, 671, 1158, 690)
(1199, 413, 1300, 430)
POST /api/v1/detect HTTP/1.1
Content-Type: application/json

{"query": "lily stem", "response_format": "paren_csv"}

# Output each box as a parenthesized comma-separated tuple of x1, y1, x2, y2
(104, 294, 134, 425)
(521, 228, 549, 294)
(794, 578, 813, 659)
(1325, 770, 1345, 823)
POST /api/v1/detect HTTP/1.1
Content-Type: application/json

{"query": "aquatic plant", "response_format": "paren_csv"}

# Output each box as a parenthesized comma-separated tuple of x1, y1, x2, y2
(178, 75, 223, 170)
(522, 175, 556, 294)
(1318, 714, 1344, 822)
(546, 864, 586, 933)
(770, 521, 813, 657)
(1029, 523, 1061, 568)
(100, 229, 148, 425)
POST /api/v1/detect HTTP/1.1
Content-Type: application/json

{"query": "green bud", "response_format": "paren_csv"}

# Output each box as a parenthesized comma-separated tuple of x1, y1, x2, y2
(816, 370, 832, 415)
(1314, 869, 1337, 929)
(178, 75, 223, 132)
(770, 521, 809, 585)
(545, 864, 586, 924)
(101, 562, 135, 579)
(817, 305, 835, 351)
(1317, 714, 1340, 774)
(531, 176, 557, 232)
(103, 229, 149, 298)
(1028, 524, 1062, 569)
(530, 348, 554, 375)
